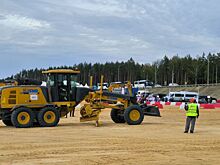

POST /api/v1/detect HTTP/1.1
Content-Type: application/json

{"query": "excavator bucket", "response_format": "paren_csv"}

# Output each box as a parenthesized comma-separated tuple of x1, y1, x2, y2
(140, 104, 161, 117)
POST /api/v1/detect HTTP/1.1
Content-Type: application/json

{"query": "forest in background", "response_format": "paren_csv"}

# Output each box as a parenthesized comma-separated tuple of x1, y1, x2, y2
(4, 52, 220, 86)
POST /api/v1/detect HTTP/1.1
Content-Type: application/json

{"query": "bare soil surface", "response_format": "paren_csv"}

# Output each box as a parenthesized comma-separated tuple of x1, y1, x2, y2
(0, 106, 220, 165)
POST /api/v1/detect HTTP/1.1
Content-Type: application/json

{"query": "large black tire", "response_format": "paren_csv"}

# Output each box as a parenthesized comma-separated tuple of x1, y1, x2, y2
(37, 107, 60, 127)
(2, 119, 13, 126)
(110, 109, 125, 123)
(124, 105, 144, 125)
(11, 107, 34, 128)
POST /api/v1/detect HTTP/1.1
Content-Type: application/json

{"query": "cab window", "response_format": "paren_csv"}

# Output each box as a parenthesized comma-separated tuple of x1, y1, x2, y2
(186, 94, 197, 97)
(57, 74, 68, 87)
(70, 74, 78, 88)
(175, 94, 184, 97)
(48, 74, 55, 86)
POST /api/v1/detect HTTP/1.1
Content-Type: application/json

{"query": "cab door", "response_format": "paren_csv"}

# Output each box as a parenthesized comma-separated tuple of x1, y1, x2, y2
(57, 74, 69, 101)
(47, 74, 70, 102)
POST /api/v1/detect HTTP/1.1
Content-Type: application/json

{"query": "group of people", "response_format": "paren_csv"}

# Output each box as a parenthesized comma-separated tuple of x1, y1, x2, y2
(136, 93, 161, 103)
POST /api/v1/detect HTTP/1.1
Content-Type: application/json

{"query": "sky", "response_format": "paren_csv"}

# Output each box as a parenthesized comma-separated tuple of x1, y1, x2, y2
(0, 0, 220, 78)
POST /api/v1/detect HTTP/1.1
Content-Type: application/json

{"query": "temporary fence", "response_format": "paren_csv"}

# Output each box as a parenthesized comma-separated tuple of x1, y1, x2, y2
(146, 101, 220, 109)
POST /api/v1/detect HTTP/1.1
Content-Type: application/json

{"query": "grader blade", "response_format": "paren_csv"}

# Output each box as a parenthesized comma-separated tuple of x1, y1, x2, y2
(141, 105, 161, 117)
(80, 116, 99, 122)
(79, 104, 102, 126)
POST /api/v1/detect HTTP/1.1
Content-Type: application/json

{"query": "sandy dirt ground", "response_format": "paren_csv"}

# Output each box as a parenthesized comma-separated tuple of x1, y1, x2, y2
(0, 106, 220, 165)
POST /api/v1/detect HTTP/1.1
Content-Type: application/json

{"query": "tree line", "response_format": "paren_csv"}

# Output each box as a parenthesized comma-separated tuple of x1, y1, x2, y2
(4, 52, 220, 86)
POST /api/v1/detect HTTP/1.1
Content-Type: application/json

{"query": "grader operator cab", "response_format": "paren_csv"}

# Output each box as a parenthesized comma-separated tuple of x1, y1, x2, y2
(0, 69, 160, 128)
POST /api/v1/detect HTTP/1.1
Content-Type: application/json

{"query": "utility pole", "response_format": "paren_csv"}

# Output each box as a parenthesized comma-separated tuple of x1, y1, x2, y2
(146, 73, 148, 80)
(216, 65, 218, 84)
(195, 67, 198, 86)
(155, 65, 157, 84)
(117, 66, 120, 82)
(207, 58, 210, 85)
(172, 68, 174, 84)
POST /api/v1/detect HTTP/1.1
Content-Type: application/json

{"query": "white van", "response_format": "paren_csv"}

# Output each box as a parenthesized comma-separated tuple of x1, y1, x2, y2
(164, 91, 198, 102)
(134, 80, 154, 89)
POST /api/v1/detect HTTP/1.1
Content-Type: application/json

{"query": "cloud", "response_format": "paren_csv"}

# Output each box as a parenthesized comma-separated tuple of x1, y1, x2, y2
(0, 12, 51, 47)
(0, 14, 50, 30)
(0, 0, 220, 78)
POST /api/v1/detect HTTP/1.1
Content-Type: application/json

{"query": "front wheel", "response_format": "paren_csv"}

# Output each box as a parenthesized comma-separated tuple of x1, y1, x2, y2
(124, 105, 144, 125)
(110, 109, 125, 123)
(37, 107, 60, 127)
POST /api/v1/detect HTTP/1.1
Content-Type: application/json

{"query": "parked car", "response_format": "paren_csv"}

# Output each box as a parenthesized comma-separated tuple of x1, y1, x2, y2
(198, 95, 217, 104)
(154, 84, 162, 88)
(168, 83, 179, 87)
(134, 80, 154, 89)
(155, 93, 167, 101)
(110, 81, 122, 85)
(163, 91, 198, 102)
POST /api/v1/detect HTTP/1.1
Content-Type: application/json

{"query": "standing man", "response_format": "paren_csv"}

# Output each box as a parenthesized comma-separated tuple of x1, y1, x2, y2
(184, 98, 199, 133)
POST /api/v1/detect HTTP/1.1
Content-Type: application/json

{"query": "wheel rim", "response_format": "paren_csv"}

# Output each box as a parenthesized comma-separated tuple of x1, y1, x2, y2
(129, 110, 140, 121)
(17, 112, 30, 125)
(43, 111, 56, 124)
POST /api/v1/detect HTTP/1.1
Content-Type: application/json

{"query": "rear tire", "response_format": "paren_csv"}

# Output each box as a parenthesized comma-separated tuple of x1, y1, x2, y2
(37, 107, 60, 127)
(110, 109, 125, 123)
(124, 105, 144, 125)
(2, 119, 13, 126)
(11, 107, 34, 128)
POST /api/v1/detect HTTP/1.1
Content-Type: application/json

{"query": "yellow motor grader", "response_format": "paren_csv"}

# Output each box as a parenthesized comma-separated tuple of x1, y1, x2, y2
(0, 69, 160, 128)
(0, 80, 18, 87)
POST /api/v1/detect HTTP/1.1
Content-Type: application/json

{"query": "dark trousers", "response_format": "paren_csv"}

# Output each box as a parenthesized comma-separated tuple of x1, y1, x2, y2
(185, 116, 196, 132)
